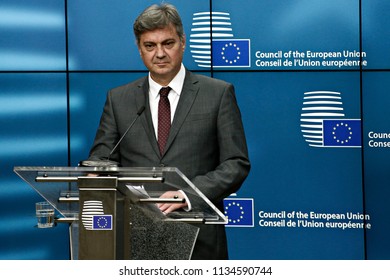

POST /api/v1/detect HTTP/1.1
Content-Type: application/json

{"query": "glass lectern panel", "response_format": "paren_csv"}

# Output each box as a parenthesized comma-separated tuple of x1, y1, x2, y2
(13, 166, 227, 224)
(14, 166, 227, 260)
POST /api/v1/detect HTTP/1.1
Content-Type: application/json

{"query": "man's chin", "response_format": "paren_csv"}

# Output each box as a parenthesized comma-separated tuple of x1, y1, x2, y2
(151, 69, 174, 80)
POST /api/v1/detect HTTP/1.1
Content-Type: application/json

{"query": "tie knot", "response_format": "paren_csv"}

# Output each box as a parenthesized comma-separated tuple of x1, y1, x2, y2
(159, 86, 171, 97)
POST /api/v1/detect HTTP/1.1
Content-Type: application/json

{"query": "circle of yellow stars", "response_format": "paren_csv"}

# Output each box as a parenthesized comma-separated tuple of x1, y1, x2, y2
(332, 122, 353, 144)
(96, 216, 108, 228)
(225, 201, 245, 224)
(221, 43, 241, 64)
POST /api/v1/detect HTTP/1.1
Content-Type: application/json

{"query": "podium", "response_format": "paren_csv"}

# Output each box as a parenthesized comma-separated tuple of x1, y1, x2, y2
(14, 166, 227, 260)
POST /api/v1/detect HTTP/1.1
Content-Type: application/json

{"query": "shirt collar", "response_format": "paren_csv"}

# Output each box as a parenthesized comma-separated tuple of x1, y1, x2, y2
(149, 64, 186, 99)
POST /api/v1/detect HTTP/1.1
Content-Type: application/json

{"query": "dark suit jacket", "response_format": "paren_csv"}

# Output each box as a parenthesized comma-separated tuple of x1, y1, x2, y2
(88, 69, 250, 259)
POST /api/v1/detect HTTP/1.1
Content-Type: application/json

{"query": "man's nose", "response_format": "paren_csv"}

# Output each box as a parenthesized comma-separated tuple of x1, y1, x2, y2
(156, 45, 166, 58)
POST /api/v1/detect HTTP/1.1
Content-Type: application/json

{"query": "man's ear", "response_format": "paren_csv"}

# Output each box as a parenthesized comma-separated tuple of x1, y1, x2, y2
(181, 34, 186, 51)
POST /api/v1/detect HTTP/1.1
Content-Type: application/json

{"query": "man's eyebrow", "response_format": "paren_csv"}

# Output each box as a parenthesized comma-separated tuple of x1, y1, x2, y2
(143, 38, 176, 44)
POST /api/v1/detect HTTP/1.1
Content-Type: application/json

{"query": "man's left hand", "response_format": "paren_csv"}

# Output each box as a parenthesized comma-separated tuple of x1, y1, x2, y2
(157, 191, 188, 214)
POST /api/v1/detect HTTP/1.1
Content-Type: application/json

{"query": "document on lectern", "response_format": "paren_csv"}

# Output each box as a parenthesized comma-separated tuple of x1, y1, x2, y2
(125, 184, 149, 199)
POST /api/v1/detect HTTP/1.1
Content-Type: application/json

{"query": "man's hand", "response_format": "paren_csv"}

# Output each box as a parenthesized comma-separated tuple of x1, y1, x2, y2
(157, 191, 188, 214)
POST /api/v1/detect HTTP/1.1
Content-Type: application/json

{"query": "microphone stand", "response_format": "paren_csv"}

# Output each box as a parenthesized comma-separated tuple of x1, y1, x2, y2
(79, 106, 145, 168)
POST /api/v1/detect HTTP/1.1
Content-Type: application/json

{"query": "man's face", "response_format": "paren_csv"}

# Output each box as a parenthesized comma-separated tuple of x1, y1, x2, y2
(138, 24, 185, 86)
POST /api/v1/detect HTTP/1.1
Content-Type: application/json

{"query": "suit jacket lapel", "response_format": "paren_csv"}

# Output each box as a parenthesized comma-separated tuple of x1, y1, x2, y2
(135, 78, 161, 157)
(163, 71, 199, 156)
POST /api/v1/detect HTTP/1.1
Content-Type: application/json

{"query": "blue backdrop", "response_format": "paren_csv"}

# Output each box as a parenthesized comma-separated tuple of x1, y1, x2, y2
(1, 0, 389, 260)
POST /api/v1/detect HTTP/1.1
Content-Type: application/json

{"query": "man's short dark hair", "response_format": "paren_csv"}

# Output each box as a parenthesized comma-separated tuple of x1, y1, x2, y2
(133, 3, 185, 45)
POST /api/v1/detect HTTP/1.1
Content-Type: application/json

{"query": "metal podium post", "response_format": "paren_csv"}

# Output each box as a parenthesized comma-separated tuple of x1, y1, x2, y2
(77, 176, 122, 260)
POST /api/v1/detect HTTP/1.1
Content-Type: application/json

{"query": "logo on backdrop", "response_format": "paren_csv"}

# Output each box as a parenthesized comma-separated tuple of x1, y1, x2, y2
(190, 11, 250, 68)
(81, 200, 113, 230)
(300, 91, 361, 148)
(223, 195, 254, 227)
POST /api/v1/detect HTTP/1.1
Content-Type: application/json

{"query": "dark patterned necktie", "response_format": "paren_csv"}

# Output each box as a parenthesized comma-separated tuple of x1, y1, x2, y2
(158, 87, 171, 155)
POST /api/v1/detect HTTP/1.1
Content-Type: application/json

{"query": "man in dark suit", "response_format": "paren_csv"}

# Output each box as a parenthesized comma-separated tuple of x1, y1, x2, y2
(87, 3, 250, 259)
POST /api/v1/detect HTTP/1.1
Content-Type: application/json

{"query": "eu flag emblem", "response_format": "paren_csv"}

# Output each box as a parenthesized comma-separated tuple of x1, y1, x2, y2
(323, 119, 361, 147)
(224, 198, 254, 227)
(92, 215, 113, 230)
(212, 39, 250, 67)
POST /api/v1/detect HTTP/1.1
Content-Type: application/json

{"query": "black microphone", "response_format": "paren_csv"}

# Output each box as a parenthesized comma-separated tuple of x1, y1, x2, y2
(79, 106, 145, 168)
(107, 105, 145, 161)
